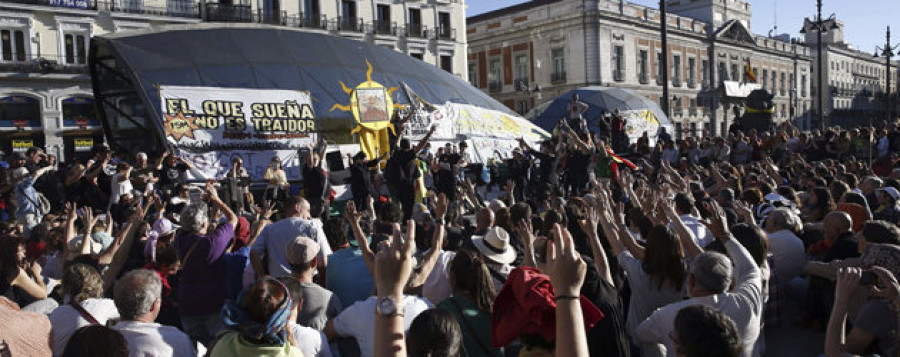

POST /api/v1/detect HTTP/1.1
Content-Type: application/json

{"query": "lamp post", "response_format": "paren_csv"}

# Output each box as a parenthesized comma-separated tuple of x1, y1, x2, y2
(660, 0, 670, 118)
(800, 0, 838, 131)
(874, 26, 899, 124)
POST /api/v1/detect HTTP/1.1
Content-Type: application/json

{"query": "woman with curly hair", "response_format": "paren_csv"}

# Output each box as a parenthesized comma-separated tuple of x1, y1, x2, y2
(48, 263, 120, 357)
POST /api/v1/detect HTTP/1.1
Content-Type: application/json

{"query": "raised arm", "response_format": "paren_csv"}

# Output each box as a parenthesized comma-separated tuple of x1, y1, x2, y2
(412, 125, 437, 154)
(543, 224, 590, 357)
(409, 194, 448, 289)
(580, 204, 614, 285)
(343, 201, 375, 274)
(662, 199, 703, 259)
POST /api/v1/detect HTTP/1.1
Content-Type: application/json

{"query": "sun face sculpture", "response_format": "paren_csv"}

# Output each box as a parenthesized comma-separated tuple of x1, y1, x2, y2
(330, 60, 406, 159)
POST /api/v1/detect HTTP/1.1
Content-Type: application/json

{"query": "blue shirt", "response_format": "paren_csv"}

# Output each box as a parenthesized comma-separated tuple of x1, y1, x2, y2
(251, 217, 332, 278)
(224, 246, 251, 301)
(14, 176, 39, 219)
(326, 247, 374, 306)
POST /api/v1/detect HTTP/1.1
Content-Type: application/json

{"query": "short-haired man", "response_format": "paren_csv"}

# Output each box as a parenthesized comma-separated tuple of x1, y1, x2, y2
(251, 195, 331, 281)
(113, 269, 195, 356)
(673, 305, 742, 357)
(635, 203, 763, 357)
(286, 236, 342, 330)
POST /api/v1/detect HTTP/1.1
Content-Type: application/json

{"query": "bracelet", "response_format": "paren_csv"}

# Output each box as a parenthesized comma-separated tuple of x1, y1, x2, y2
(434, 218, 445, 226)
(555, 295, 579, 301)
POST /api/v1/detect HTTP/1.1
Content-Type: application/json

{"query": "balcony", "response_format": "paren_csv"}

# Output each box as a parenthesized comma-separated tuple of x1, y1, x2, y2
(689, 107, 698, 117)
(0, 54, 89, 74)
(638, 73, 648, 84)
(672, 77, 682, 87)
(436, 26, 455, 40)
(204, 3, 251, 22)
(406, 23, 426, 38)
(97, 0, 199, 18)
(254, 10, 286, 25)
(489, 81, 502, 93)
(332, 16, 363, 32)
(688, 79, 696, 88)
(372, 20, 396, 35)
(551, 72, 566, 83)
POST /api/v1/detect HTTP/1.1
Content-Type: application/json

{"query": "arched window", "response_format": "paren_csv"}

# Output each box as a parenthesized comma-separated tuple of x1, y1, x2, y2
(0, 95, 40, 128)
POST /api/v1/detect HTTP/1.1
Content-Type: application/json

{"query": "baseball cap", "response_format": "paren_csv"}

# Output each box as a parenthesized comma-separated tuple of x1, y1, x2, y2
(285, 236, 320, 266)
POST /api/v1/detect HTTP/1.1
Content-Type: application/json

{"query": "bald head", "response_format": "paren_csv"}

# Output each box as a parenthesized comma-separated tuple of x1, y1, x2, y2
(476, 208, 495, 230)
(823, 211, 852, 240)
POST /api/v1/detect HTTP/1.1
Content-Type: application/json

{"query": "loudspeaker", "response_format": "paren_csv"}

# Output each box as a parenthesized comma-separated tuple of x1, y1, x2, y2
(326, 151, 345, 171)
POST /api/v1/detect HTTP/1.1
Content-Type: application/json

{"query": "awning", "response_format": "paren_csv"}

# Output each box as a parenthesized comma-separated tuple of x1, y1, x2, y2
(722, 81, 762, 98)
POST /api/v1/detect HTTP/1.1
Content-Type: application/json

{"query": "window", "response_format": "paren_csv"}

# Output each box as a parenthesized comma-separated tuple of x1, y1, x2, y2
(514, 54, 528, 85)
(64, 33, 87, 65)
(551, 48, 565, 82)
(730, 63, 739, 82)
(305, 0, 321, 26)
(468, 62, 478, 87)
(801, 74, 808, 97)
(489, 59, 502, 91)
(341, 1, 357, 29)
(375, 4, 391, 34)
(718, 61, 727, 81)
(780, 72, 786, 96)
(690, 122, 697, 137)
(408, 8, 422, 37)
(438, 12, 452, 39)
(672, 54, 681, 86)
(762, 69, 768, 89)
(262, 0, 282, 23)
(638, 50, 648, 84)
(411, 53, 423, 60)
(440, 55, 452, 73)
(701, 59, 709, 86)
(689, 98, 697, 116)
(687, 57, 696, 87)
(1, 29, 26, 62)
(516, 100, 529, 115)
(675, 122, 683, 140)
(656, 52, 663, 85)
(613, 45, 624, 82)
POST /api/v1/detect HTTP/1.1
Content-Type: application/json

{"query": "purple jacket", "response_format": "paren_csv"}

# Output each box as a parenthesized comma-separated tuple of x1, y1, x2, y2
(176, 222, 234, 317)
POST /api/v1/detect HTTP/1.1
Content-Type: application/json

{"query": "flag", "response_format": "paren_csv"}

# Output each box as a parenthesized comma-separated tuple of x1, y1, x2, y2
(606, 147, 637, 170)
(400, 81, 437, 112)
(744, 59, 757, 83)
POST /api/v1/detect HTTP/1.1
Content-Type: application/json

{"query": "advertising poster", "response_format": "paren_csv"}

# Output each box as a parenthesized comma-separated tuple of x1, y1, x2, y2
(159, 86, 317, 179)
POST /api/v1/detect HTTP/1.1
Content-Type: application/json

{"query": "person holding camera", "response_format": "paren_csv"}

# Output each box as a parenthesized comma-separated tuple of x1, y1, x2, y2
(224, 156, 250, 215)
(264, 156, 289, 203)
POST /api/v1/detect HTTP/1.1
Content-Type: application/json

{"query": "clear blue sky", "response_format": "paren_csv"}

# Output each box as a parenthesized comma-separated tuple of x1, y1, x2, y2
(468, 0, 899, 55)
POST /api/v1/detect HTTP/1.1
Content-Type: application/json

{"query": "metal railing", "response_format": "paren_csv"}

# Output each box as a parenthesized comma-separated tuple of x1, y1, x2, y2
(552, 72, 566, 83)
(406, 23, 425, 38)
(0, 54, 89, 74)
(97, 0, 199, 18)
(372, 20, 396, 35)
(436, 26, 454, 40)
(489, 81, 502, 93)
(203, 3, 252, 22)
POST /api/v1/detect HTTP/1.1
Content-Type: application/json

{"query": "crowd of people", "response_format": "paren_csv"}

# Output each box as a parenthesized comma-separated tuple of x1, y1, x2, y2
(4, 108, 900, 357)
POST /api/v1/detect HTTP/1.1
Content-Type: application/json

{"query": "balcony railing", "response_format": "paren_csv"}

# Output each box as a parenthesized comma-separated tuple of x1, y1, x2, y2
(98, 0, 199, 18)
(638, 73, 648, 84)
(333, 16, 363, 32)
(689, 107, 698, 117)
(204, 3, 252, 22)
(672, 77, 682, 87)
(372, 20, 396, 35)
(552, 72, 566, 83)
(0, 54, 89, 74)
(406, 23, 426, 38)
(687, 79, 696, 88)
(613, 70, 624, 82)
(254, 10, 286, 25)
(436, 26, 455, 40)
(489, 81, 502, 93)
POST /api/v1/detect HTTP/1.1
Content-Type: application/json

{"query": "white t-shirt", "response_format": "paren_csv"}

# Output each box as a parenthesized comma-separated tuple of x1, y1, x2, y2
(49, 298, 121, 357)
(110, 172, 134, 205)
(333, 295, 433, 357)
(289, 322, 332, 357)
(422, 251, 456, 305)
(112, 320, 196, 357)
(766, 229, 806, 283)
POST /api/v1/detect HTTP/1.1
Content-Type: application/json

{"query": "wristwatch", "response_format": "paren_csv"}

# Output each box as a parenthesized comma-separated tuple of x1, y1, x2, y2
(375, 296, 404, 317)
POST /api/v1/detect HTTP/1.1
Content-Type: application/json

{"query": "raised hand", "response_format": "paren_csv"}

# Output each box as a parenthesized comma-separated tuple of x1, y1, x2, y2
(260, 200, 278, 220)
(65, 202, 77, 223)
(701, 200, 730, 241)
(343, 201, 363, 223)
(374, 220, 417, 298)
(869, 266, 900, 302)
(541, 224, 587, 297)
(433, 193, 449, 220)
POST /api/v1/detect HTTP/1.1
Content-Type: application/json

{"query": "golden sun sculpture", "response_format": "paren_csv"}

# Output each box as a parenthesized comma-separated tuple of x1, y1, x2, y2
(329, 60, 407, 159)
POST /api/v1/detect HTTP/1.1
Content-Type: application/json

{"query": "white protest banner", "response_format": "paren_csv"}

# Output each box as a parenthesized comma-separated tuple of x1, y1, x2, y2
(159, 86, 317, 179)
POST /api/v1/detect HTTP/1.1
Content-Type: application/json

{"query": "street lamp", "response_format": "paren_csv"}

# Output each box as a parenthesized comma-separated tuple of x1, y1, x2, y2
(874, 26, 900, 124)
(800, 0, 839, 131)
